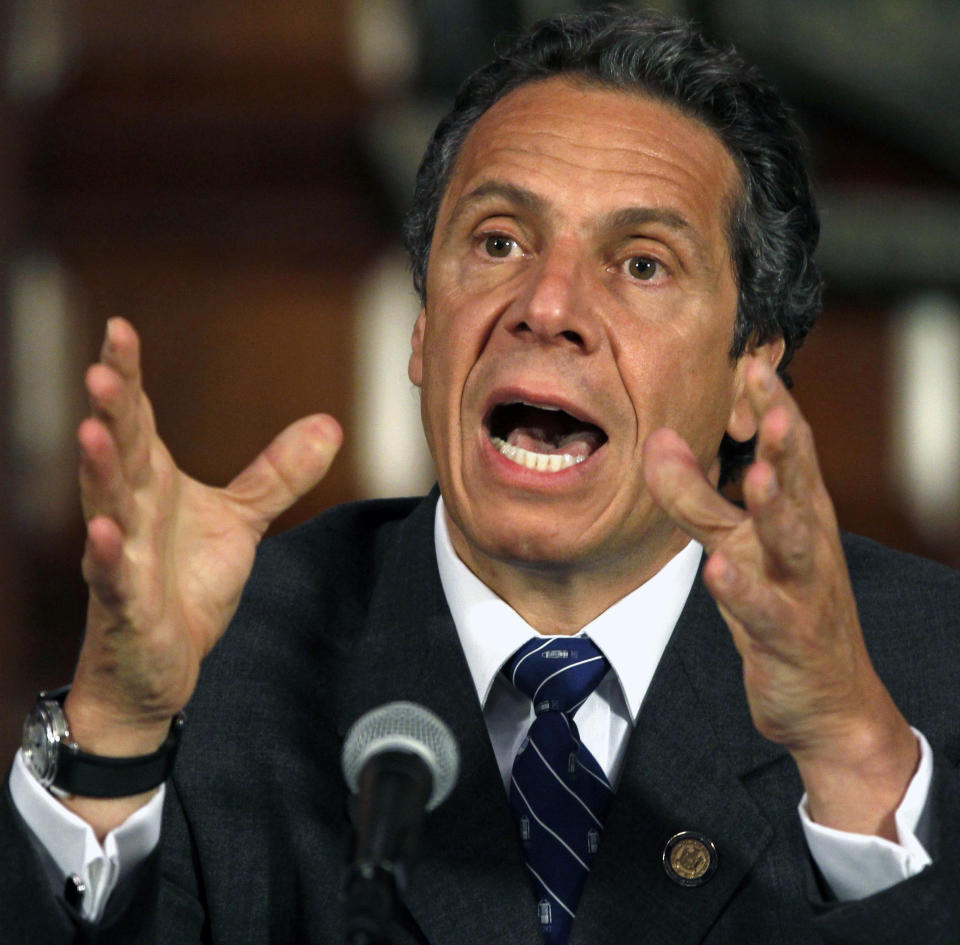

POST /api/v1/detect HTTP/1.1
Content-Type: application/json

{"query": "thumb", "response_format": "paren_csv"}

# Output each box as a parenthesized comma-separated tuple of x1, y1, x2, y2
(643, 428, 744, 546)
(228, 414, 343, 533)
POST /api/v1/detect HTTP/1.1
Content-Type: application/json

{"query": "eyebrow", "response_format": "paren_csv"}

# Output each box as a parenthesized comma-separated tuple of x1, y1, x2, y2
(599, 206, 713, 270)
(602, 205, 690, 235)
(443, 180, 547, 233)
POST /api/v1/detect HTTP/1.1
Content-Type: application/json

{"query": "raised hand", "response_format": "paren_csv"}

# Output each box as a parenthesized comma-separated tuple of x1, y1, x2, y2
(67, 318, 342, 767)
(644, 357, 918, 839)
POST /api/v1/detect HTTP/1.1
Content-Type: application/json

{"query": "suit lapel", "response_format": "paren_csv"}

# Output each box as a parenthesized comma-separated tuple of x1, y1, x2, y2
(336, 495, 542, 945)
(573, 573, 790, 945)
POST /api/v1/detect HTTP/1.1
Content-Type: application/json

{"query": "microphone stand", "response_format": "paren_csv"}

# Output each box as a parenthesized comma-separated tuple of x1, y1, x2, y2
(344, 751, 431, 945)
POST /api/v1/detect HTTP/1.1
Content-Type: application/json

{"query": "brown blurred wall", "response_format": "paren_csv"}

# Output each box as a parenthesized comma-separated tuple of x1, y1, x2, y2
(0, 1, 389, 760)
(1, 3, 957, 765)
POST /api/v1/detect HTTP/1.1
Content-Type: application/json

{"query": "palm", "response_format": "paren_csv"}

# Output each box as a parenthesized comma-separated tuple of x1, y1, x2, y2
(75, 318, 342, 725)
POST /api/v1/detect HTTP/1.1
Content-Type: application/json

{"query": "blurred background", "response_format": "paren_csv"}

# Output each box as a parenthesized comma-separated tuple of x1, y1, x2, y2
(1, 0, 959, 762)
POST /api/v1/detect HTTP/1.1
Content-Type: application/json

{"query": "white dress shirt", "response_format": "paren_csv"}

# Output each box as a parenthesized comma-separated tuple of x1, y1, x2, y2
(9, 496, 933, 921)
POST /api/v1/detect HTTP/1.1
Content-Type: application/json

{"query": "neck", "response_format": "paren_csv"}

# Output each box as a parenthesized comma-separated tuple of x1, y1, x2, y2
(444, 510, 691, 635)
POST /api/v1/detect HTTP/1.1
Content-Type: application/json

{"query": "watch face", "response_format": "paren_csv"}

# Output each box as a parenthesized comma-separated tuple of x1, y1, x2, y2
(22, 709, 56, 786)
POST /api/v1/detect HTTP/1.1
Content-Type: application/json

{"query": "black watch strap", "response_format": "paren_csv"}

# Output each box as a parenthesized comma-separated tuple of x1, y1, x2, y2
(43, 687, 185, 798)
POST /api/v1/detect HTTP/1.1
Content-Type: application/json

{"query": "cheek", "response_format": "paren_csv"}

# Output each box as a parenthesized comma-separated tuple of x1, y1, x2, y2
(418, 319, 469, 447)
(422, 288, 499, 397)
(620, 328, 738, 446)
(679, 362, 741, 460)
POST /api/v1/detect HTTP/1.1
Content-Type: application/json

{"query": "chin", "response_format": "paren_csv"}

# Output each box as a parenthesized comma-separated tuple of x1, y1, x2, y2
(466, 512, 607, 571)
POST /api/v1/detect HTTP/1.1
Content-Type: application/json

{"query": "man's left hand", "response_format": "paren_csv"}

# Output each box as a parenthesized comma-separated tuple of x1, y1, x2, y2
(644, 358, 918, 840)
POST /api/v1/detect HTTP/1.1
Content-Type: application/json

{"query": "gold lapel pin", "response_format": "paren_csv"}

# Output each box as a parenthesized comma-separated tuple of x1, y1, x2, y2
(663, 831, 718, 887)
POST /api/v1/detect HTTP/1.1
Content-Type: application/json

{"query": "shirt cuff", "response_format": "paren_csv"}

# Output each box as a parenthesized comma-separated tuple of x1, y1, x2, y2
(9, 748, 165, 922)
(798, 728, 933, 901)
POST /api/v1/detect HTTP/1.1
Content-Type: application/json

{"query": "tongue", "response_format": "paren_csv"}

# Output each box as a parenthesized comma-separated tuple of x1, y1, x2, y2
(507, 424, 605, 458)
(491, 402, 607, 458)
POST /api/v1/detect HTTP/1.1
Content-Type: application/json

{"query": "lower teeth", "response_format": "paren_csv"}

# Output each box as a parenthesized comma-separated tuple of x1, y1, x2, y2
(490, 436, 585, 472)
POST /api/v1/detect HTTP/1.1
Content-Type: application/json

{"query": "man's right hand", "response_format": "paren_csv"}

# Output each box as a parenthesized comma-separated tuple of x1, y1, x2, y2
(60, 318, 342, 833)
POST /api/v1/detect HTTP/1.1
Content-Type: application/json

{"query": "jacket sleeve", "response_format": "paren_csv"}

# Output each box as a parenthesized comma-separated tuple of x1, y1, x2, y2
(811, 749, 960, 945)
(1, 775, 79, 944)
(1, 770, 205, 945)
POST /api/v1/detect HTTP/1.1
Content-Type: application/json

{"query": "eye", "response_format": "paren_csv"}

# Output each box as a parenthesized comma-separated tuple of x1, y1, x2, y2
(626, 256, 662, 281)
(482, 235, 517, 258)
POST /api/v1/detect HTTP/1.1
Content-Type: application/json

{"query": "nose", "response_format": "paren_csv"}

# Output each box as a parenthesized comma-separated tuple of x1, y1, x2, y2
(502, 243, 602, 353)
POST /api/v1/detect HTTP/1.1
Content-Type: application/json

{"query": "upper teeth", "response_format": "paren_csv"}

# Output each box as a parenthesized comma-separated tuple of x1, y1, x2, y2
(519, 400, 561, 411)
(490, 436, 585, 472)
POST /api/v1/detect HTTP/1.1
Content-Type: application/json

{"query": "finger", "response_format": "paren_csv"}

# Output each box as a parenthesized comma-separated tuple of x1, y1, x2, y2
(643, 427, 746, 549)
(85, 319, 155, 482)
(702, 551, 790, 644)
(228, 414, 343, 534)
(81, 514, 128, 609)
(100, 317, 142, 385)
(742, 361, 836, 578)
(78, 416, 136, 529)
(740, 457, 816, 580)
(745, 359, 819, 499)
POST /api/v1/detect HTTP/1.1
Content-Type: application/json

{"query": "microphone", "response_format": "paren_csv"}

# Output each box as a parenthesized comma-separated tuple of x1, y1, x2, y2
(340, 702, 460, 945)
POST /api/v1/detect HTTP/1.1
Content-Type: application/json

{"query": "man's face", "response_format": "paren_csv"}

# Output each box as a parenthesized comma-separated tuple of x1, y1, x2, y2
(409, 77, 772, 585)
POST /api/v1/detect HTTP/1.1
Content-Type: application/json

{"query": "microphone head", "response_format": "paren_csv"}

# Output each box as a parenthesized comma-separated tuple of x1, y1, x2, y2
(341, 702, 460, 811)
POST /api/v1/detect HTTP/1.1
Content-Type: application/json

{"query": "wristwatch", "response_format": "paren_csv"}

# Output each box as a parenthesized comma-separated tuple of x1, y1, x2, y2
(21, 686, 185, 798)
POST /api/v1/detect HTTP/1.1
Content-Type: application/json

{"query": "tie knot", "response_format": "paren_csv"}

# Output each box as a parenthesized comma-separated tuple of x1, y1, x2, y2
(506, 637, 609, 716)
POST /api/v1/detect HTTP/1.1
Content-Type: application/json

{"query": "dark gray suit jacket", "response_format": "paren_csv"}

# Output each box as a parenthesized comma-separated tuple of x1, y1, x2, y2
(4, 492, 960, 944)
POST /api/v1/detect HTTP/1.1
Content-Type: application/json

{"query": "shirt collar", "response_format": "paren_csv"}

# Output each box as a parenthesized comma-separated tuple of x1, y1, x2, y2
(433, 496, 702, 722)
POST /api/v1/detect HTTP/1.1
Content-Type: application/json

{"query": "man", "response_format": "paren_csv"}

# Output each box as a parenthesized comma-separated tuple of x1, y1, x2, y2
(3, 9, 959, 944)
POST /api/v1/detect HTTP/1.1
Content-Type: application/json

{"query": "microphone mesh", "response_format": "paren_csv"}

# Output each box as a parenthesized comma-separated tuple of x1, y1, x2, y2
(341, 701, 460, 810)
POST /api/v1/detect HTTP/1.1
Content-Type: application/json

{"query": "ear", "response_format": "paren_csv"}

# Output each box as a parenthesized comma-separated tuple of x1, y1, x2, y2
(725, 336, 786, 442)
(408, 307, 427, 387)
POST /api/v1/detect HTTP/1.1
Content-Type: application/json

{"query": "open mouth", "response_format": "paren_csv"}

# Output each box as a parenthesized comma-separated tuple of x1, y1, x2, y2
(486, 401, 608, 472)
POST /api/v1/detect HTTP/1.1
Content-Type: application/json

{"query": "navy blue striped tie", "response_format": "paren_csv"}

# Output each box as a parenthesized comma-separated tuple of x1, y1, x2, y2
(506, 637, 613, 945)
